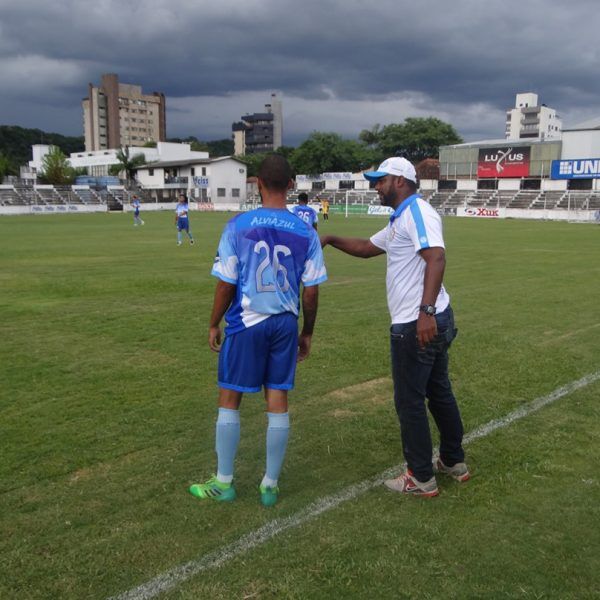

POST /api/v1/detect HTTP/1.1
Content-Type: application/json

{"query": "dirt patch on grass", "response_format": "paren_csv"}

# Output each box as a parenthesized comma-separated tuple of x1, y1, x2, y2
(325, 377, 392, 417)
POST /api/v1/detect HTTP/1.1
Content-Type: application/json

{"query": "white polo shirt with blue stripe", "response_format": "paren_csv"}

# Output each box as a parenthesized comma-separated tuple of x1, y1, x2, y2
(370, 194, 450, 324)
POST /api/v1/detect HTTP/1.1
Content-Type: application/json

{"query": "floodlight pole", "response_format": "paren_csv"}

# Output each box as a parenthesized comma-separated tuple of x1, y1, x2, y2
(345, 189, 349, 218)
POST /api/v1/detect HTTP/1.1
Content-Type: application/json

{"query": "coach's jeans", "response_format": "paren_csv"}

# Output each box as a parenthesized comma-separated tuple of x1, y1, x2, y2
(390, 306, 465, 482)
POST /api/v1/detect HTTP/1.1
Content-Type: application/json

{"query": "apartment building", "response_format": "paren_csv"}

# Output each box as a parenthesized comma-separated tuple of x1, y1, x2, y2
(82, 73, 166, 151)
(505, 92, 562, 141)
(232, 93, 283, 155)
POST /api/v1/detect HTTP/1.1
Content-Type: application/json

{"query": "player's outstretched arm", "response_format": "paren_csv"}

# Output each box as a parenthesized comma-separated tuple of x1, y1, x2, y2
(298, 284, 319, 362)
(208, 279, 236, 352)
(320, 235, 384, 258)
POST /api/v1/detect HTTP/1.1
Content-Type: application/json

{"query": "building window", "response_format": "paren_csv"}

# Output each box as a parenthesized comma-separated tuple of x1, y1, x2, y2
(191, 168, 195, 176)
(217, 188, 226, 197)
(232, 188, 240, 197)
(149, 168, 154, 176)
(202, 167, 206, 176)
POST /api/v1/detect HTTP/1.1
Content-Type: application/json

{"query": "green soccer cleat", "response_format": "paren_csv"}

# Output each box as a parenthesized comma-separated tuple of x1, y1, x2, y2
(189, 476, 236, 502)
(259, 484, 279, 507)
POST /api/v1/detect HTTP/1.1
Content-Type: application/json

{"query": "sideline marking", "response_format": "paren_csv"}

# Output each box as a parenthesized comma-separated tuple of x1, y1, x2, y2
(110, 370, 600, 600)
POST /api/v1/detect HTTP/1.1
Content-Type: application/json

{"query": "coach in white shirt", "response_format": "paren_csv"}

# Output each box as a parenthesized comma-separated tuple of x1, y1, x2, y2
(320, 157, 469, 497)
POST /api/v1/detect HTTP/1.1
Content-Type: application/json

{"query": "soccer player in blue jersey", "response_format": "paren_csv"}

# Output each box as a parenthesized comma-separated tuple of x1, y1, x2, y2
(189, 155, 327, 506)
(131, 195, 144, 226)
(175, 195, 194, 245)
(291, 192, 318, 230)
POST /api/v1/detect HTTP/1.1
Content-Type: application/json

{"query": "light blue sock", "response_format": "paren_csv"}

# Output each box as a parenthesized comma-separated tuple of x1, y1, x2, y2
(264, 412, 290, 485)
(215, 408, 240, 482)
(177, 231, 182, 243)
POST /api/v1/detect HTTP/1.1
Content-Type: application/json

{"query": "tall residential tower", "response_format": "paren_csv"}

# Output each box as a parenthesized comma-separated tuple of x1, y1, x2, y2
(232, 93, 283, 155)
(82, 73, 166, 151)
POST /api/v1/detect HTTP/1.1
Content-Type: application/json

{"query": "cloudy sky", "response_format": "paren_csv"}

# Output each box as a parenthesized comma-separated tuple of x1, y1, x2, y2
(1, 0, 598, 146)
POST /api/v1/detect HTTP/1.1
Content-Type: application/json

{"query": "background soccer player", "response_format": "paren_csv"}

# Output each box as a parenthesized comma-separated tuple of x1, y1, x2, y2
(291, 192, 318, 230)
(175, 195, 194, 245)
(131, 195, 144, 226)
(189, 155, 327, 507)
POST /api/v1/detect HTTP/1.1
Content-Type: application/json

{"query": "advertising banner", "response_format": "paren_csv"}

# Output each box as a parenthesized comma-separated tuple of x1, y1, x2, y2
(551, 159, 600, 179)
(477, 147, 530, 178)
(367, 205, 394, 216)
(457, 207, 506, 218)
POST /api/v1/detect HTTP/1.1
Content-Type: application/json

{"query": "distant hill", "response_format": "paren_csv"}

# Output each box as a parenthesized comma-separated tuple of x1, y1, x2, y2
(167, 136, 234, 157)
(0, 125, 235, 173)
(0, 125, 85, 170)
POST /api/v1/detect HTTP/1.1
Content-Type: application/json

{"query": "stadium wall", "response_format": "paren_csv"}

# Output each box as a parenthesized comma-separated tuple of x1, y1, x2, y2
(0, 204, 107, 215)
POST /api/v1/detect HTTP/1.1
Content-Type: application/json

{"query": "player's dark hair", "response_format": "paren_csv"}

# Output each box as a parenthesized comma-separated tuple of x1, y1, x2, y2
(298, 192, 308, 203)
(258, 154, 293, 191)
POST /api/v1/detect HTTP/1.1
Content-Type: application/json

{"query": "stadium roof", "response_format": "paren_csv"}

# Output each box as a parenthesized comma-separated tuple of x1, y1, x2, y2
(563, 116, 600, 131)
(440, 138, 558, 149)
(133, 156, 244, 169)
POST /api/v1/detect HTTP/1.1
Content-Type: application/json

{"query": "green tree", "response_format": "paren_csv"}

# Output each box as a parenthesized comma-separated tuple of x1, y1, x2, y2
(0, 152, 17, 182)
(358, 124, 382, 148)
(235, 152, 270, 178)
(108, 147, 147, 186)
(361, 117, 463, 163)
(289, 132, 375, 175)
(38, 146, 76, 185)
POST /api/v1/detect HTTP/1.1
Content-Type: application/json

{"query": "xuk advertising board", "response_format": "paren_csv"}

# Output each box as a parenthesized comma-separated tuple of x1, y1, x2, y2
(551, 159, 600, 179)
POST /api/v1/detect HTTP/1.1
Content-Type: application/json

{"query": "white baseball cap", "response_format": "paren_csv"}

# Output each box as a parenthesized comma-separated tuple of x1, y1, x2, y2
(364, 157, 417, 183)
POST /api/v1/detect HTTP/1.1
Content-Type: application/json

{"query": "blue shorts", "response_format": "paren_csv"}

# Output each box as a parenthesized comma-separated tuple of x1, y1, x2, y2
(218, 312, 298, 393)
(177, 217, 189, 231)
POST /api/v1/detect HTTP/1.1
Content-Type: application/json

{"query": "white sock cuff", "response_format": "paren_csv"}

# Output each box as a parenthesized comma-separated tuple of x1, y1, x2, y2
(218, 407, 240, 425)
(267, 412, 289, 429)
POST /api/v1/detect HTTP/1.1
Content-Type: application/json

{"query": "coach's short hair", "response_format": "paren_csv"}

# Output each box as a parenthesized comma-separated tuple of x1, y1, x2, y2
(258, 154, 293, 191)
(298, 192, 308, 203)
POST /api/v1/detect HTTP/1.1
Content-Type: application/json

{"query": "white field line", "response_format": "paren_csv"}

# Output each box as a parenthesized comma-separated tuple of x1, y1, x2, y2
(110, 370, 600, 600)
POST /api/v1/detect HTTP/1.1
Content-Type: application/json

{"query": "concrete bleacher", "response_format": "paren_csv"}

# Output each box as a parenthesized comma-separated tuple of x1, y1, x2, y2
(0, 187, 26, 205)
(427, 190, 454, 208)
(587, 194, 600, 209)
(464, 191, 494, 207)
(73, 188, 102, 204)
(555, 192, 589, 210)
(507, 191, 539, 209)
(529, 191, 565, 210)
(35, 187, 66, 204)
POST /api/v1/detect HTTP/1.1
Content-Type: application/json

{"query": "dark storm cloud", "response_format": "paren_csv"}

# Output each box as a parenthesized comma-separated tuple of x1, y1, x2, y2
(0, 0, 598, 142)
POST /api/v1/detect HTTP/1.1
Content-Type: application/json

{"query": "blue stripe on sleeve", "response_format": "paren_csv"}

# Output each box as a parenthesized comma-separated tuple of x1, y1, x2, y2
(409, 201, 430, 249)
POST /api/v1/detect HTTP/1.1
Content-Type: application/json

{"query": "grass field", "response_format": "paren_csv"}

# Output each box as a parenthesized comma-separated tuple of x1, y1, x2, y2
(1, 211, 599, 599)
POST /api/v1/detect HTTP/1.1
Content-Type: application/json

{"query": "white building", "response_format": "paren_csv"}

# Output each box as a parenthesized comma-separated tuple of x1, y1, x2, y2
(25, 142, 209, 180)
(135, 156, 247, 206)
(505, 92, 562, 141)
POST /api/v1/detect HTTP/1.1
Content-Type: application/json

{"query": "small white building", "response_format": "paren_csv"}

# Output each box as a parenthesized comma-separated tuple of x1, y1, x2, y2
(25, 142, 209, 179)
(134, 156, 247, 207)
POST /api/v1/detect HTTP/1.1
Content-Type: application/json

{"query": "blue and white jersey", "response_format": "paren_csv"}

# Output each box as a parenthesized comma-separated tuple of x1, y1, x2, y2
(291, 205, 318, 228)
(370, 193, 450, 324)
(132, 199, 141, 209)
(212, 207, 328, 335)
(176, 203, 189, 219)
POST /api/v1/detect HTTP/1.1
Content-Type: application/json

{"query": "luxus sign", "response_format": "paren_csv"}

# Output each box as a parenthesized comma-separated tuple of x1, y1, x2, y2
(551, 159, 600, 179)
(477, 146, 530, 178)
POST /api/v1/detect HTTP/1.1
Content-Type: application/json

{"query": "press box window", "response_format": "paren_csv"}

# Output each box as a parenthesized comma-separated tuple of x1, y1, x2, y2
(217, 188, 226, 197)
